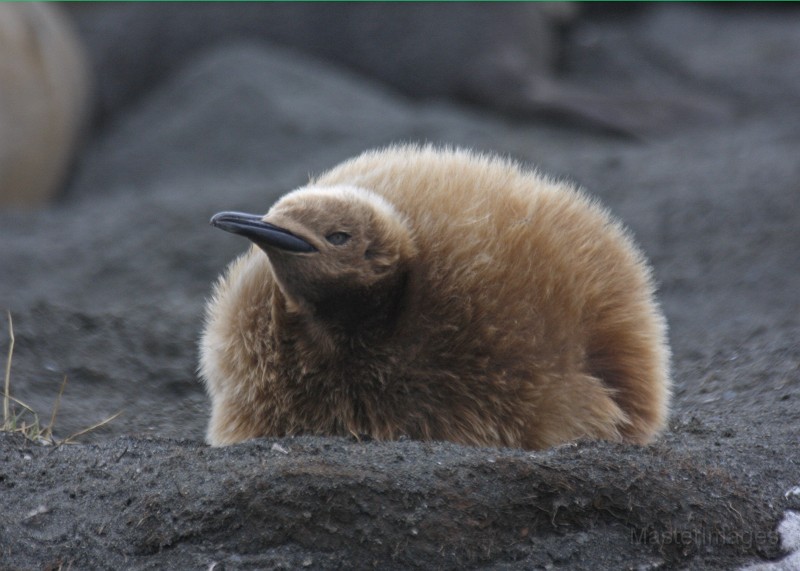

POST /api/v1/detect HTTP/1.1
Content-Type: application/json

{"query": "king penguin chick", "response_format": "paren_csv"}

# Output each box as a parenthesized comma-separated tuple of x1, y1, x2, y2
(200, 146, 671, 449)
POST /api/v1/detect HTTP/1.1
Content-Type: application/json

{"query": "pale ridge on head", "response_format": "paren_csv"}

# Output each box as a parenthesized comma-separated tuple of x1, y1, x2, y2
(278, 184, 405, 226)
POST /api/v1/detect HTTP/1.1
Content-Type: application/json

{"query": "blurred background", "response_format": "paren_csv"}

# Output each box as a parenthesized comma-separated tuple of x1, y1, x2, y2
(7, 2, 796, 209)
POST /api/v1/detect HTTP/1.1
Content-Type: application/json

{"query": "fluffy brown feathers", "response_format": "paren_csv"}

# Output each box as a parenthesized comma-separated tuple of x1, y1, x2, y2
(200, 146, 671, 449)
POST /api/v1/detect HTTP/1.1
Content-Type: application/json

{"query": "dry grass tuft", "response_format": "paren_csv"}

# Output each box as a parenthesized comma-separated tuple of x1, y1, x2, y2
(2, 311, 122, 445)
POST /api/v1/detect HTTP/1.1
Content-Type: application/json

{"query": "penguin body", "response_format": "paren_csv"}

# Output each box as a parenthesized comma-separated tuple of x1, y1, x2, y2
(200, 146, 671, 449)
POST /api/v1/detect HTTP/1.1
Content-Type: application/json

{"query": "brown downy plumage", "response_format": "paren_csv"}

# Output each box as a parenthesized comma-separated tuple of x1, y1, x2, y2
(200, 145, 671, 449)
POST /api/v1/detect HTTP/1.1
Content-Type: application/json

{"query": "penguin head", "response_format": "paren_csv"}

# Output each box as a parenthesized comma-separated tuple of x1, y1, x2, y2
(211, 185, 415, 322)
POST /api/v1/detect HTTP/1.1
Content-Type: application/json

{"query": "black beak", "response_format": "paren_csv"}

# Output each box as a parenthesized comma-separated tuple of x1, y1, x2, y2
(210, 211, 317, 253)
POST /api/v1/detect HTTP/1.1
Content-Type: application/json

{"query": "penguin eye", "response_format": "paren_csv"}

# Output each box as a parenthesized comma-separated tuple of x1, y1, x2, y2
(325, 232, 351, 246)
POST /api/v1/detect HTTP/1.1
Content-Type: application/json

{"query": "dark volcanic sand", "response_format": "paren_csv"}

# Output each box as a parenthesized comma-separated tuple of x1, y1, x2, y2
(1, 5, 799, 570)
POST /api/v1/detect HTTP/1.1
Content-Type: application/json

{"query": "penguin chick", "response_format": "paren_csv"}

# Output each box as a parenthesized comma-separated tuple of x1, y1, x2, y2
(0, 3, 90, 207)
(200, 146, 671, 449)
